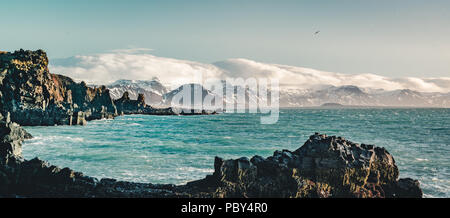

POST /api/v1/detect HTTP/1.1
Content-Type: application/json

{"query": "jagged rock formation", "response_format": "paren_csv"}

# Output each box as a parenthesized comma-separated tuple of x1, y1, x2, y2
(0, 113, 181, 197)
(0, 49, 117, 126)
(0, 116, 422, 198)
(185, 133, 423, 198)
(0, 49, 422, 198)
(114, 92, 149, 115)
(114, 91, 215, 116)
(0, 112, 32, 165)
(0, 49, 214, 126)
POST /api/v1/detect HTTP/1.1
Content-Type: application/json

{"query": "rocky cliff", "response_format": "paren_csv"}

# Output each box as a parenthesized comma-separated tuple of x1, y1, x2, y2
(0, 49, 117, 126)
(0, 49, 212, 126)
(0, 49, 422, 198)
(0, 112, 32, 165)
(0, 116, 422, 198)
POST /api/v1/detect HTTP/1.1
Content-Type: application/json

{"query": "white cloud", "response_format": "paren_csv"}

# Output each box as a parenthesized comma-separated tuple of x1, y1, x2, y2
(49, 50, 450, 93)
(215, 58, 450, 93)
(108, 48, 154, 54)
(50, 51, 223, 90)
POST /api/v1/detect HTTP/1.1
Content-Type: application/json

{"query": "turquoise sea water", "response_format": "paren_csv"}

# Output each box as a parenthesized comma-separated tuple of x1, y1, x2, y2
(22, 108, 449, 198)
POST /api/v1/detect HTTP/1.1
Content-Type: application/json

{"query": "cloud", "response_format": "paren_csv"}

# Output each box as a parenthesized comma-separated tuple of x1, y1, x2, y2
(50, 51, 223, 90)
(215, 58, 450, 93)
(49, 50, 450, 93)
(108, 48, 154, 54)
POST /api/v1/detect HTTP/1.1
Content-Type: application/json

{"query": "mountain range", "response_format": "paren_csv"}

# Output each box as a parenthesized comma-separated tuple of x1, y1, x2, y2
(105, 79, 450, 108)
(51, 51, 450, 108)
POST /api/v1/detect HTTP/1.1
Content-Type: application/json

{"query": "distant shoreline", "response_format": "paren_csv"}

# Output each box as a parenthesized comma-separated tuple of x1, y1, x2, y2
(279, 106, 450, 109)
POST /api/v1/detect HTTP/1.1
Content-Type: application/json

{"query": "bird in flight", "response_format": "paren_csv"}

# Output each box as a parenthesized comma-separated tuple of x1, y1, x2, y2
(314, 31, 320, 35)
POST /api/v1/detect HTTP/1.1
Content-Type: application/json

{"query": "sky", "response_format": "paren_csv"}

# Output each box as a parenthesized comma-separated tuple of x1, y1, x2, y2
(1, 0, 450, 78)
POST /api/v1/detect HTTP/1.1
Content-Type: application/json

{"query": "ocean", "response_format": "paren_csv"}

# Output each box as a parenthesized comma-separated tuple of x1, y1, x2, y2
(22, 108, 449, 198)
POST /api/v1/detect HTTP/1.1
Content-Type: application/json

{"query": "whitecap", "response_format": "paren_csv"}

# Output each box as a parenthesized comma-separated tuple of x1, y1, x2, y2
(176, 166, 214, 173)
(128, 123, 142, 126)
(415, 158, 429, 162)
(65, 136, 84, 142)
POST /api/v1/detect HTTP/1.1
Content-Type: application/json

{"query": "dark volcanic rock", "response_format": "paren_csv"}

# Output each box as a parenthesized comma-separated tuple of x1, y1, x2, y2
(0, 113, 182, 197)
(0, 122, 423, 198)
(0, 49, 117, 126)
(186, 133, 423, 198)
(0, 49, 422, 198)
(0, 49, 216, 126)
(114, 91, 151, 115)
(114, 91, 215, 116)
(0, 113, 31, 165)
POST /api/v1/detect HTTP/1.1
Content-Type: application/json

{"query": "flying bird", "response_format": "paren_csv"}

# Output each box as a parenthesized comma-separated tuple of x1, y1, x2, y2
(314, 31, 320, 35)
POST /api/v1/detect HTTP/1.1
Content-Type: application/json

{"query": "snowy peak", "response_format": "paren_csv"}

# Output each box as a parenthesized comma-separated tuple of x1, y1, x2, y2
(279, 86, 449, 107)
(106, 79, 168, 105)
(105, 78, 450, 108)
(162, 83, 222, 109)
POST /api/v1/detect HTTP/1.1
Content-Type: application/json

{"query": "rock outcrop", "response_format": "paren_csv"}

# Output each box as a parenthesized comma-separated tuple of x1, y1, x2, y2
(114, 92, 216, 116)
(0, 118, 422, 198)
(114, 92, 152, 115)
(0, 49, 422, 198)
(0, 112, 32, 165)
(0, 49, 216, 126)
(185, 133, 423, 198)
(0, 49, 117, 126)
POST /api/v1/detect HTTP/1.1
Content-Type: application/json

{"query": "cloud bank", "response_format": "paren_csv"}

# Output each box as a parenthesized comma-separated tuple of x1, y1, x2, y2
(50, 50, 450, 93)
(50, 52, 223, 90)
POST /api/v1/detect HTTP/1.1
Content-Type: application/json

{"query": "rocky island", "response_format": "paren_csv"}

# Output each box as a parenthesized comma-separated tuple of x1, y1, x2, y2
(0, 50, 422, 198)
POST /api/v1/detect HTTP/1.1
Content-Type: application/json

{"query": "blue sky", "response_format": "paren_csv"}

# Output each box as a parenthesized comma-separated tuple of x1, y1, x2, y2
(1, 0, 449, 77)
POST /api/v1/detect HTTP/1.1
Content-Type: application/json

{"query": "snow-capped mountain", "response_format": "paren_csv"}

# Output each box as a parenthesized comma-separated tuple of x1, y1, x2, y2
(51, 53, 450, 94)
(54, 50, 450, 108)
(162, 83, 221, 109)
(106, 79, 168, 105)
(279, 87, 450, 107)
(371, 89, 450, 107)
(161, 81, 265, 109)
(279, 85, 373, 107)
(104, 79, 450, 108)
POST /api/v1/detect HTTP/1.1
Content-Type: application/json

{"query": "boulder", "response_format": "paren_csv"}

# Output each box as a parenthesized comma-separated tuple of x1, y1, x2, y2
(187, 133, 423, 198)
(0, 112, 31, 164)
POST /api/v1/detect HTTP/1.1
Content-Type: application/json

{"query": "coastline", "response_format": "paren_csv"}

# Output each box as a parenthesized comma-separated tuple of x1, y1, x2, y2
(0, 49, 423, 198)
(1, 115, 423, 197)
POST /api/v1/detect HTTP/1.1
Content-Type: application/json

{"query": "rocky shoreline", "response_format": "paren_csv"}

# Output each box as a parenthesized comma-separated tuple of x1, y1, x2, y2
(0, 114, 422, 197)
(0, 49, 422, 198)
(0, 49, 214, 127)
